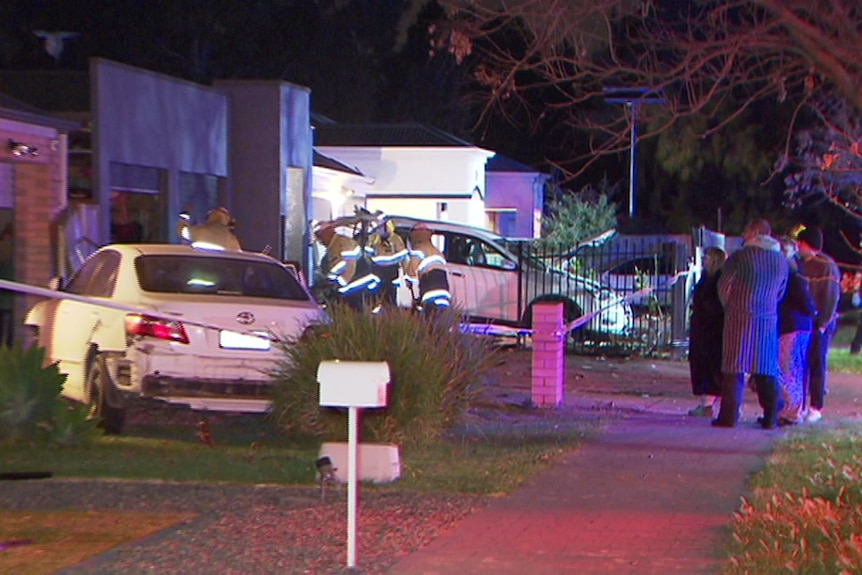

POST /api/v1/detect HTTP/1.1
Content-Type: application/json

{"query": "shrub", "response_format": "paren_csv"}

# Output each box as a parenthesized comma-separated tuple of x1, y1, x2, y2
(0, 344, 99, 446)
(48, 401, 102, 447)
(723, 428, 862, 574)
(268, 302, 499, 447)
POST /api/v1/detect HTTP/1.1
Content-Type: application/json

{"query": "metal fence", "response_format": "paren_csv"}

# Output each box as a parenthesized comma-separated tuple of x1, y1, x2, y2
(505, 236, 693, 356)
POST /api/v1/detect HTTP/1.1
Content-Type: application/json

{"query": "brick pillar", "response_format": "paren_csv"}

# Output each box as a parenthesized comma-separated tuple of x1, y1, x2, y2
(531, 302, 565, 407)
(13, 162, 63, 344)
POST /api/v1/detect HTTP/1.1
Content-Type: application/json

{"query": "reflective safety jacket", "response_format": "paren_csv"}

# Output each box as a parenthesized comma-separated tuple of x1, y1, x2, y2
(406, 238, 451, 308)
(325, 234, 380, 295)
(370, 231, 409, 285)
(179, 220, 242, 251)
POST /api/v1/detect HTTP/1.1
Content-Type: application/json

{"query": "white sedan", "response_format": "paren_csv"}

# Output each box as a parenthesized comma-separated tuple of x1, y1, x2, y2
(25, 244, 324, 433)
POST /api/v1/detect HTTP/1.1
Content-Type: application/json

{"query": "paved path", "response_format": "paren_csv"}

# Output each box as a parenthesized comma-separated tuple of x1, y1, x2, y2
(389, 369, 862, 574)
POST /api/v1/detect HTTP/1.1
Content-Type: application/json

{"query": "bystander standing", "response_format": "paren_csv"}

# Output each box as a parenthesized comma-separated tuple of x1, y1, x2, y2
(776, 237, 817, 426)
(795, 225, 841, 423)
(849, 269, 862, 355)
(713, 219, 789, 430)
(688, 246, 726, 417)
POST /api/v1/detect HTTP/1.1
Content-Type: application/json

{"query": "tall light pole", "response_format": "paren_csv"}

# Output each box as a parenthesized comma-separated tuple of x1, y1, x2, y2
(603, 87, 666, 219)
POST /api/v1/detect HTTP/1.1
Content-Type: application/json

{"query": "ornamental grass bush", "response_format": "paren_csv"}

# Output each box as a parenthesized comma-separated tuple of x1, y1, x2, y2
(268, 302, 499, 447)
(0, 344, 99, 447)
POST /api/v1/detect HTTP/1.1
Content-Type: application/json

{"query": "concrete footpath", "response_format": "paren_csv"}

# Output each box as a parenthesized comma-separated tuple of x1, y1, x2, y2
(388, 365, 862, 575)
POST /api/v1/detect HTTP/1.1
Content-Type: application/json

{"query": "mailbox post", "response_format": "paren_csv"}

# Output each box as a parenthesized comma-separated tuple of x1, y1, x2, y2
(318, 360, 390, 569)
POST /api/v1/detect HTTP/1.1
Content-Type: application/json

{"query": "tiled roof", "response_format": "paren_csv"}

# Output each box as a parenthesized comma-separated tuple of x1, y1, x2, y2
(487, 154, 541, 173)
(313, 123, 477, 147)
(313, 149, 364, 176)
(0, 91, 46, 115)
(0, 89, 79, 131)
(0, 70, 90, 112)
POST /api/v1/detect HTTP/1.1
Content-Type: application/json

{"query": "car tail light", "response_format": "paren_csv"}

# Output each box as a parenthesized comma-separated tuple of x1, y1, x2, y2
(125, 314, 190, 344)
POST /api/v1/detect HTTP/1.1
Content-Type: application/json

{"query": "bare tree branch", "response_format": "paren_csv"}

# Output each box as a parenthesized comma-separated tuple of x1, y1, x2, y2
(435, 0, 862, 219)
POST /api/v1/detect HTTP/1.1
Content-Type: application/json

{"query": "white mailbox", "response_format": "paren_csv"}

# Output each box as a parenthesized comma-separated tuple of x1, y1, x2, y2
(316, 359, 392, 570)
(318, 360, 390, 408)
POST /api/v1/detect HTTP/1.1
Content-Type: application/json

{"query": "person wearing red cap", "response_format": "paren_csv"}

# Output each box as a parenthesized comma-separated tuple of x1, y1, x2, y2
(795, 225, 841, 423)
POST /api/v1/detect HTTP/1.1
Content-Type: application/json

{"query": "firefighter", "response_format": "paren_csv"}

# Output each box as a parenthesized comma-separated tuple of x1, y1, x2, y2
(178, 207, 241, 251)
(315, 221, 379, 309)
(369, 218, 409, 306)
(406, 223, 451, 311)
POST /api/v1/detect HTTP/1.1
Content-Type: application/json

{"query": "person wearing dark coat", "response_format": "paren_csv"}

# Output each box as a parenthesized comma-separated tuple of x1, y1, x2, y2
(713, 219, 789, 429)
(688, 246, 727, 417)
(776, 237, 817, 425)
(851, 274, 862, 355)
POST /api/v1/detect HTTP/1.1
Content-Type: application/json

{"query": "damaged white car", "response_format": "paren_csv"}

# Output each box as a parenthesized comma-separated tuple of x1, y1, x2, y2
(25, 244, 323, 433)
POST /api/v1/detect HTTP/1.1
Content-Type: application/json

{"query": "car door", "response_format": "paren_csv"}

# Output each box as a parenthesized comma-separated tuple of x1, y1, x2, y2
(444, 232, 518, 323)
(47, 251, 121, 400)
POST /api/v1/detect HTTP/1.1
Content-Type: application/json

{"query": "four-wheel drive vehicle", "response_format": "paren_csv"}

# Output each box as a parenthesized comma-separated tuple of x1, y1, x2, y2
(24, 244, 324, 433)
(598, 253, 693, 312)
(390, 216, 633, 336)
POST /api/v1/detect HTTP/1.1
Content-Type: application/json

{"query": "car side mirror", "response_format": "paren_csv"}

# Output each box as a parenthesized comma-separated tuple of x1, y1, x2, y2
(502, 260, 517, 271)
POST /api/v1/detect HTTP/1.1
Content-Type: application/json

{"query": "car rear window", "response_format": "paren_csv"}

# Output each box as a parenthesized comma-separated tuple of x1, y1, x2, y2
(135, 255, 310, 301)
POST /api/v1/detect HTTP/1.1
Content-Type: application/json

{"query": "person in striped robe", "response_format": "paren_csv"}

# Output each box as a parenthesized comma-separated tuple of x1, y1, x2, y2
(712, 219, 789, 429)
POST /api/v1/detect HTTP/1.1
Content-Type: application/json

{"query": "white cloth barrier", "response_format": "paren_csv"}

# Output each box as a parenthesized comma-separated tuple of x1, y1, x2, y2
(0, 278, 280, 341)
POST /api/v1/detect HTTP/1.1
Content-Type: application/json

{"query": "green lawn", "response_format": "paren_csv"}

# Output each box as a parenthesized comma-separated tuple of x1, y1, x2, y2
(0, 410, 594, 496)
(720, 326, 862, 574)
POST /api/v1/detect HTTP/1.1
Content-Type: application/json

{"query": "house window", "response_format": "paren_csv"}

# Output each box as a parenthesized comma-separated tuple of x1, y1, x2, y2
(487, 210, 517, 237)
(179, 171, 219, 225)
(497, 212, 517, 237)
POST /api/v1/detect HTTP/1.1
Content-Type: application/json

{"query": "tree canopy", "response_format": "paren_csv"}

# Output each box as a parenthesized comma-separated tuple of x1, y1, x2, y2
(438, 0, 862, 227)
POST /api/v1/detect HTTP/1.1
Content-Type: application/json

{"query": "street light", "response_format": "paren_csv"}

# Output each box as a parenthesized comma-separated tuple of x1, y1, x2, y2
(602, 87, 666, 219)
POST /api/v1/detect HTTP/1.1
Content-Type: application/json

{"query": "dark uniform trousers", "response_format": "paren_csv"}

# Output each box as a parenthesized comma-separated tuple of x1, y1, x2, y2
(718, 373, 779, 428)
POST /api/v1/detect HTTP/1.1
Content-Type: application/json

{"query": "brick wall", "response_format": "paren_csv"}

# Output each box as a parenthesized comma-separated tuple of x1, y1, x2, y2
(3, 133, 68, 344)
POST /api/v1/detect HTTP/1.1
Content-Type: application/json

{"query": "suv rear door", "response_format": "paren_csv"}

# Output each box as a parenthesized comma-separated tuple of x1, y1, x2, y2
(442, 231, 519, 323)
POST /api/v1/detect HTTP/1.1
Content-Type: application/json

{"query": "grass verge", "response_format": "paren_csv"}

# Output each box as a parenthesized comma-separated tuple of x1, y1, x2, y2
(828, 323, 862, 373)
(0, 406, 594, 572)
(720, 423, 862, 574)
(720, 329, 862, 573)
(0, 411, 594, 494)
(0, 510, 196, 575)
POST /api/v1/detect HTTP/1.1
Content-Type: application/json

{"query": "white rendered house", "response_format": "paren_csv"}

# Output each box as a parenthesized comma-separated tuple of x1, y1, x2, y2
(314, 123, 495, 228)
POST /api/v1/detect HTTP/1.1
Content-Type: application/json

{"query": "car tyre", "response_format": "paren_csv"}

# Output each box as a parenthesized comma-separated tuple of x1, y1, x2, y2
(86, 353, 126, 435)
(524, 297, 585, 341)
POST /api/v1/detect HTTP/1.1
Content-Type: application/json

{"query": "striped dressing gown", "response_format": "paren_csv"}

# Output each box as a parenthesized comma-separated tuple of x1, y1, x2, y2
(718, 237, 789, 376)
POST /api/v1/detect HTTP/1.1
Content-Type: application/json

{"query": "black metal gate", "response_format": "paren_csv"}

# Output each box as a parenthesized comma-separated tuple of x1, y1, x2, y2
(505, 236, 692, 356)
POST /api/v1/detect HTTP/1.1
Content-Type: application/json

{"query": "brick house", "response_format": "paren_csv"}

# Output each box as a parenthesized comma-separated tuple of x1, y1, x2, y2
(0, 93, 77, 345)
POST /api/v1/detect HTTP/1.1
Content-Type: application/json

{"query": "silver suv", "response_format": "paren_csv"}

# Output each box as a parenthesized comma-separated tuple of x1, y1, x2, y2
(391, 216, 632, 336)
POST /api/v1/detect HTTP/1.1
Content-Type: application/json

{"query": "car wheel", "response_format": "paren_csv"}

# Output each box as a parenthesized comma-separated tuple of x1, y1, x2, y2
(86, 353, 126, 434)
(523, 298, 584, 340)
